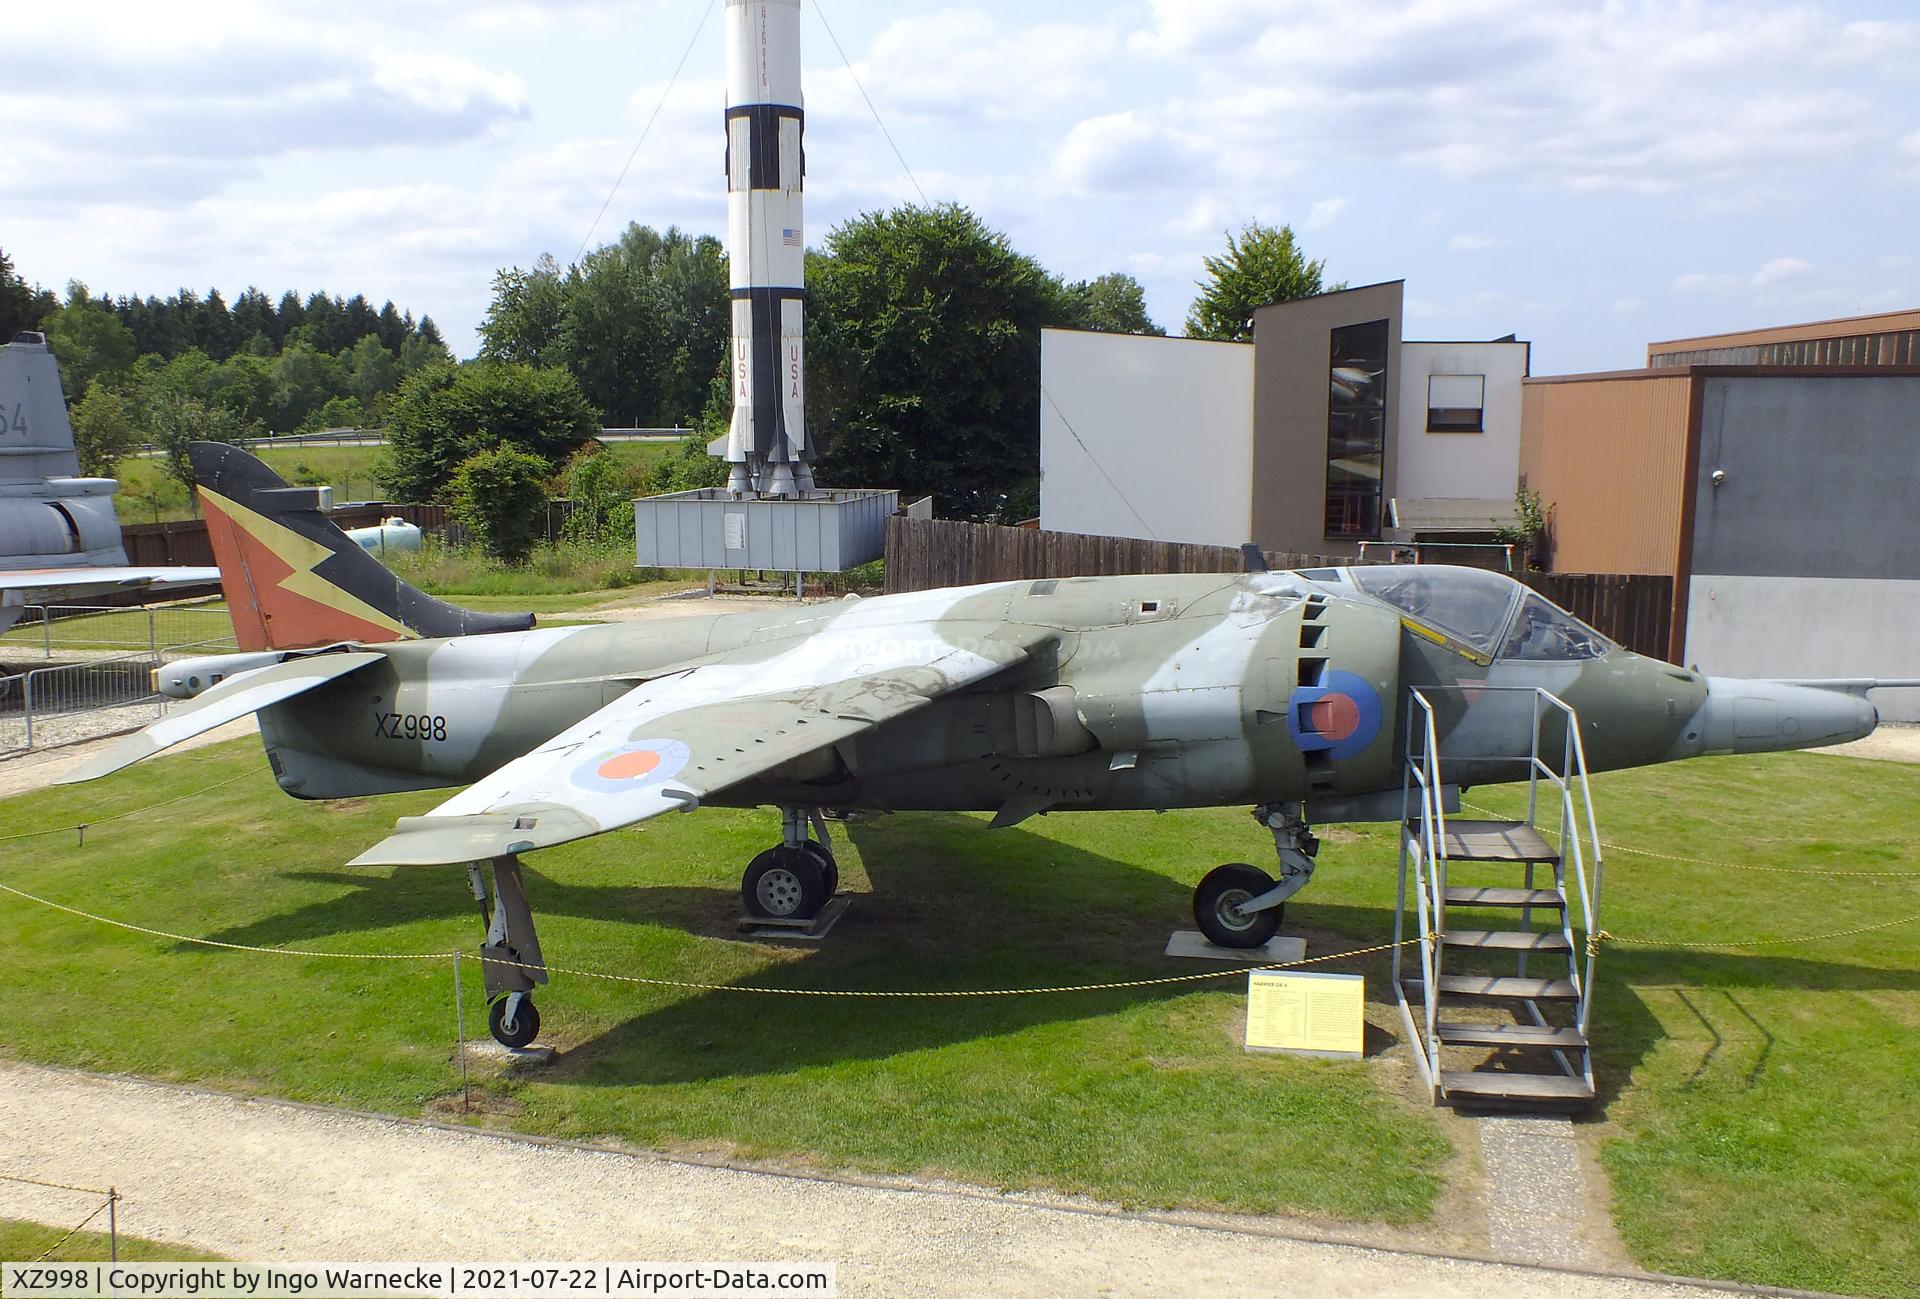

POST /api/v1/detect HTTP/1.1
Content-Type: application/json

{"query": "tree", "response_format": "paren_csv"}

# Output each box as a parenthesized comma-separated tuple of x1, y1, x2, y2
(68, 386, 140, 476)
(382, 360, 599, 503)
(147, 392, 259, 496)
(1185, 222, 1333, 342)
(40, 287, 137, 400)
(807, 203, 1060, 520)
(449, 446, 552, 563)
(343, 333, 401, 413)
(1060, 272, 1163, 336)
(0, 249, 56, 340)
(480, 256, 568, 367)
(560, 445, 636, 548)
(479, 225, 729, 428)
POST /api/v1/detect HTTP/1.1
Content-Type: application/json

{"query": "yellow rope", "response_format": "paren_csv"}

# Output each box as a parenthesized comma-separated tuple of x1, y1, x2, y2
(0, 1172, 111, 1196)
(1458, 799, 1920, 878)
(0, 770, 254, 844)
(0, 881, 448, 961)
(1596, 911, 1920, 951)
(32, 1198, 111, 1263)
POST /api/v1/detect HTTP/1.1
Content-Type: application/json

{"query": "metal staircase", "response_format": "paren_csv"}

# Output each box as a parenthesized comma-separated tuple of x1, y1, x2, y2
(1393, 688, 1604, 1108)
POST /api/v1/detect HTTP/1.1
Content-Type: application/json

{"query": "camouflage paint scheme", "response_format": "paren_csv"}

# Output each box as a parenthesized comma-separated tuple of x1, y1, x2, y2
(64, 445, 1880, 873)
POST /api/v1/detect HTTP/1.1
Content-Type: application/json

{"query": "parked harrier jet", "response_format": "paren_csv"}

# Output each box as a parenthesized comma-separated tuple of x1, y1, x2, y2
(63, 444, 1904, 1046)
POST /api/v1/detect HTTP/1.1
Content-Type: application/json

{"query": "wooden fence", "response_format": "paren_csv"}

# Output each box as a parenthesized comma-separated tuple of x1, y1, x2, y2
(882, 516, 1361, 593)
(882, 515, 1673, 659)
(1514, 571, 1673, 661)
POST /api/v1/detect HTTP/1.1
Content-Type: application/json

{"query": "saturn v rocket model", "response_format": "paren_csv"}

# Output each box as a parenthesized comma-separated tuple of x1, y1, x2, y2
(722, 0, 814, 498)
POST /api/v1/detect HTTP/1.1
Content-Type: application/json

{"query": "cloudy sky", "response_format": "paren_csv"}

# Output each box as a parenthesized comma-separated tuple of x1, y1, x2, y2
(5, 0, 1916, 373)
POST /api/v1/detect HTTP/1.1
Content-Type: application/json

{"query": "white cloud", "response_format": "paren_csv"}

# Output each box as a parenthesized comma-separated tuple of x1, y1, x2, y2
(1449, 234, 1498, 252)
(1304, 198, 1348, 230)
(1614, 297, 1644, 314)
(1052, 111, 1215, 197)
(1120, 0, 1920, 201)
(1751, 256, 1814, 287)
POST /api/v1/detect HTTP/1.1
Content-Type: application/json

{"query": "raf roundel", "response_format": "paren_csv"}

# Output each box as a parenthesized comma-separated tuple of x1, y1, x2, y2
(1285, 670, 1384, 762)
(570, 738, 693, 795)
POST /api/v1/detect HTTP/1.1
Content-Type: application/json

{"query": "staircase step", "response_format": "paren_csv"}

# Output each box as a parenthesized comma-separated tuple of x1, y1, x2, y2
(1439, 1071, 1595, 1105)
(1428, 973, 1580, 1000)
(1442, 886, 1565, 909)
(1441, 928, 1572, 952)
(1409, 819, 1561, 863)
(1436, 1022, 1588, 1049)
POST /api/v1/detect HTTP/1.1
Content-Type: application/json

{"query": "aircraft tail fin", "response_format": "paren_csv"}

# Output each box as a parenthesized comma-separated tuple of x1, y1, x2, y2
(191, 441, 535, 651)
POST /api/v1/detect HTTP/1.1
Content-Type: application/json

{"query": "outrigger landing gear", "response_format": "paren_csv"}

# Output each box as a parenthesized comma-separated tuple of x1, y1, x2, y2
(467, 854, 547, 1049)
(740, 806, 838, 921)
(1192, 802, 1320, 948)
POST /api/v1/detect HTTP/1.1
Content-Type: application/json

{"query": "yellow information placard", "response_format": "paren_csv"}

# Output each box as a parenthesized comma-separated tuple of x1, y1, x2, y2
(1245, 970, 1365, 1056)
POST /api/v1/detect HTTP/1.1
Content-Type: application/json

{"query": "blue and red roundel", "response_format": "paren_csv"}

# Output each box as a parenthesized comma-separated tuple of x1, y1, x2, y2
(569, 738, 692, 795)
(1285, 670, 1383, 761)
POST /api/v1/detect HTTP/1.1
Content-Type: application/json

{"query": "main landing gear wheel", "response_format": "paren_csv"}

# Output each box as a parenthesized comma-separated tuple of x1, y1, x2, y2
(488, 994, 540, 1049)
(1194, 863, 1283, 949)
(800, 839, 839, 897)
(742, 845, 830, 920)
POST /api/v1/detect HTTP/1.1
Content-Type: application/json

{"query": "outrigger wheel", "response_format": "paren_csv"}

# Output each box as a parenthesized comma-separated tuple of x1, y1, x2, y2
(1193, 862, 1283, 948)
(488, 993, 540, 1049)
(742, 843, 833, 920)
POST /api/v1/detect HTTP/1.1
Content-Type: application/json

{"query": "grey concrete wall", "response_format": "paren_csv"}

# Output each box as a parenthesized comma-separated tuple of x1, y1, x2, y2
(1249, 281, 1403, 557)
(1685, 575, 1920, 722)
(1691, 374, 1920, 581)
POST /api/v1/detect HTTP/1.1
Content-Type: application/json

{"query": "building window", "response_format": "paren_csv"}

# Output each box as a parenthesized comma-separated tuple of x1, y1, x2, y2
(1427, 373, 1486, 432)
(1325, 319, 1389, 539)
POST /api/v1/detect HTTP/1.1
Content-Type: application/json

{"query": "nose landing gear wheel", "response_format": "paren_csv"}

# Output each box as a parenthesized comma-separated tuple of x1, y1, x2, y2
(743, 845, 830, 920)
(1193, 862, 1283, 948)
(488, 994, 540, 1049)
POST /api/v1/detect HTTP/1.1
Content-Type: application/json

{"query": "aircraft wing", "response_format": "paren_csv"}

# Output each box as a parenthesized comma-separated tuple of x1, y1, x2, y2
(57, 651, 388, 783)
(351, 623, 1039, 866)
(0, 566, 223, 633)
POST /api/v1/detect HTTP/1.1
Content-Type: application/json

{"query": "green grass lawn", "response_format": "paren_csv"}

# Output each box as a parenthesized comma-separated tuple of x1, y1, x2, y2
(0, 1217, 222, 1263)
(0, 745, 1914, 1292)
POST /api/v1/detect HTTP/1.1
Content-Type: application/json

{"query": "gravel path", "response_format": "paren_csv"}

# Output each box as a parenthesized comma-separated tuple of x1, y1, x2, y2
(0, 1061, 1765, 1299)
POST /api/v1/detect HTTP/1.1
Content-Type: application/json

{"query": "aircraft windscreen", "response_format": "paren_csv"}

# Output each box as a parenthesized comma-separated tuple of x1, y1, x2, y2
(1497, 593, 1612, 661)
(1349, 565, 1521, 653)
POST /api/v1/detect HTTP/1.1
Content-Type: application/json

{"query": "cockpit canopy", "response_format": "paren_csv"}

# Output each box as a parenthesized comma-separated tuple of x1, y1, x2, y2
(1343, 565, 1612, 661)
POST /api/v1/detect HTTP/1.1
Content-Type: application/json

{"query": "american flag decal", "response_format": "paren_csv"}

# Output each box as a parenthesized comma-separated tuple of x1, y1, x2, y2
(782, 228, 802, 247)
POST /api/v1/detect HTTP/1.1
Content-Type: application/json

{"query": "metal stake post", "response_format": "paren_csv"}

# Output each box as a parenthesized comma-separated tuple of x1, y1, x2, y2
(453, 952, 470, 1114)
(107, 1188, 117, 1262)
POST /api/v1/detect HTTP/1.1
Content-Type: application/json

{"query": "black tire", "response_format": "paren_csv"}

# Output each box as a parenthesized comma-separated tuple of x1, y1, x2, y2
(1193, 863, 1282, 948)
(742, 845, 830, 919)
(488, 995, 540, 1049)
(801, 840, 839, 897)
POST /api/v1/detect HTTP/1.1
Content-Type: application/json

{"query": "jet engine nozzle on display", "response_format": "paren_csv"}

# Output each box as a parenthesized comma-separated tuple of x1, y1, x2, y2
(1681, 677, 1882, 757)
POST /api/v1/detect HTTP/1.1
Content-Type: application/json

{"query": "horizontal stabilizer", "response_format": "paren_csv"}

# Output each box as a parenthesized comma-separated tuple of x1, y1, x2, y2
(57, 650, 387, 784)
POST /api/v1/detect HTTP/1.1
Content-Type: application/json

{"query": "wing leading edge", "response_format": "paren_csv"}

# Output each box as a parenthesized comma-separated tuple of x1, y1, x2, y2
(352, 624, 1039, 866)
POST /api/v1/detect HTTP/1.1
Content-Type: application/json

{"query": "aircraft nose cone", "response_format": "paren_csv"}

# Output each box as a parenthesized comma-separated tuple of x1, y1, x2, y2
(1696, 678, 1879, 755)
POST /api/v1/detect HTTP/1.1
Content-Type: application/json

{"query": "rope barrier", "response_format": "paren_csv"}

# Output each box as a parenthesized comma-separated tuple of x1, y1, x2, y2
(1594, 911, 1920, 951)
(0, 1172, 110, 1197)
(0, 770, 254, 844)
(1458, 798, 1920, 879)
(31, 1198, 110, 1263)
(0, 777, 1911, 998)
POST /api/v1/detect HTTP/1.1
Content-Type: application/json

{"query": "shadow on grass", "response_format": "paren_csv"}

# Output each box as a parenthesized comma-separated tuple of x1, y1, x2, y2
(190, 810, 1920, 1095)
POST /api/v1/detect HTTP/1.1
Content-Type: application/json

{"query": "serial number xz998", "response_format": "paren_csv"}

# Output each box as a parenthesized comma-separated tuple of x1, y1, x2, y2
(374, 711, 447, 741)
